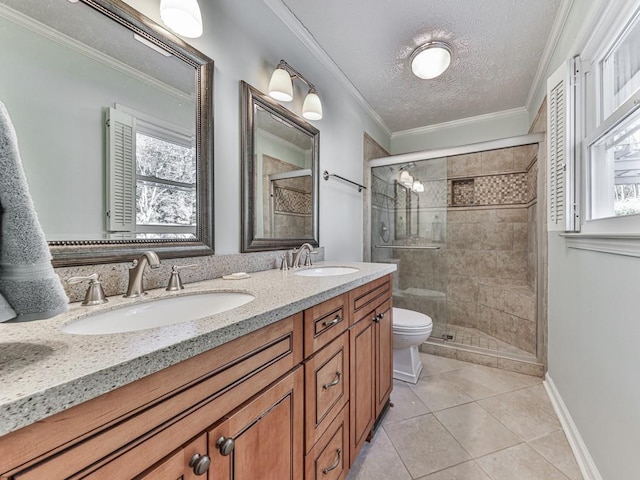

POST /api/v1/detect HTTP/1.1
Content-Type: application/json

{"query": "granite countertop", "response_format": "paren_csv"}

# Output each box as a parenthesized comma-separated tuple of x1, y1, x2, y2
(0, 262, 395, 437)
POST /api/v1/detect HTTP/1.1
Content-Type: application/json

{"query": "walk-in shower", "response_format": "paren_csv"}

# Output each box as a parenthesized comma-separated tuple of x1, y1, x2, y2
(366, 134, 545, 370)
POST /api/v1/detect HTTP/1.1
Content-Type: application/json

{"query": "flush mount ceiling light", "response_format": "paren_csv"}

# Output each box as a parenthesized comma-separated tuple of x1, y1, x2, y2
(269, 60, 323, 120)
(410, 41, 452, 79)
(160, 0, 203, 38)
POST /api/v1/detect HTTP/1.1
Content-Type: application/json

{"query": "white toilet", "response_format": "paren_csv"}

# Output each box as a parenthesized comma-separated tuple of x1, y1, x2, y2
(392, 307, 433, 384)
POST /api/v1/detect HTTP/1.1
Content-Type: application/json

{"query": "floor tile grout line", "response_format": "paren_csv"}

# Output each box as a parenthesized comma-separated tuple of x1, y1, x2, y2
(380, 420, 423, 480)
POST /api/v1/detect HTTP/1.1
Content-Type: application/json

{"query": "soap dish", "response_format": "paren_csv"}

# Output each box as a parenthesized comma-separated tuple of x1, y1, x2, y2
(222, 272, 250, 280)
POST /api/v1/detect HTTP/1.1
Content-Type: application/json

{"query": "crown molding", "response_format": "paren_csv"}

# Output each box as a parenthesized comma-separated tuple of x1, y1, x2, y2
(263, 0, 392, 137)
(525, 0, 575, 113)
(391, 107, 529, 140)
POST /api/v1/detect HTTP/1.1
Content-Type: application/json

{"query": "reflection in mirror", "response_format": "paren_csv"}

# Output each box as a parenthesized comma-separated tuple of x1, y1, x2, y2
(241, 82, 319, 252)
(0, 0, 213, 265)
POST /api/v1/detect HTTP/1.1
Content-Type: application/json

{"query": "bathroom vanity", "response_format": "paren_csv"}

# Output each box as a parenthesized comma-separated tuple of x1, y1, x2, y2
(0, 264, 394, 479)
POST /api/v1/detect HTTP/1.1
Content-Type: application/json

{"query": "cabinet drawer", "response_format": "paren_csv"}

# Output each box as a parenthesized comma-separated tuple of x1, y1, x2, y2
(349, 275, 392, 325)
(304, 294, 347, 357)
(304, 333, 349, 452)
(7, 314, 303, 479)
(305, 404, 349, 480)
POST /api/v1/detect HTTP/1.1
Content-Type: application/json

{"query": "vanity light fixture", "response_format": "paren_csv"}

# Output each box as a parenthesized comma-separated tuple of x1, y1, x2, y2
(268, 60, 323, 120)
(410, 41, 452, 79)
(412, 180, 425, 193)
(160, 0, 203, 38)
(399, 170, 414, 188)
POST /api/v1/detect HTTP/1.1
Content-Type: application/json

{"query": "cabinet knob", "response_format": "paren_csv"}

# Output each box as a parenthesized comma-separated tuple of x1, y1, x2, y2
(189, 453, 211, 475)
(216, 436, 235, 456)
(373, 312, 384, 323)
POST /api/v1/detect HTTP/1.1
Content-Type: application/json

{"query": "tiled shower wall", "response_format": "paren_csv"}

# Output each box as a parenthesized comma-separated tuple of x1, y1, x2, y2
(445, 144, 538, 355)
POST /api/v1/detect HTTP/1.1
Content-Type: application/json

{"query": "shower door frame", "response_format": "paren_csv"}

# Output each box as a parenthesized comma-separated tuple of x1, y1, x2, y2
(364, 133, 546, 366)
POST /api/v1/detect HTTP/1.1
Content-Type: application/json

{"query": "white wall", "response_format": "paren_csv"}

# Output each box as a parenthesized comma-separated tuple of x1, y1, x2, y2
(124, 0, 391, 260)
(543, 1, 640, 479)
(391, 108, 530, 154)
(548, 235, 640, 479)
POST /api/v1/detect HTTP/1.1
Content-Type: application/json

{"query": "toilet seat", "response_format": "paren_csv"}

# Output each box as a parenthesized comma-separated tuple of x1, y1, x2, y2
(393, 308, 432, 333)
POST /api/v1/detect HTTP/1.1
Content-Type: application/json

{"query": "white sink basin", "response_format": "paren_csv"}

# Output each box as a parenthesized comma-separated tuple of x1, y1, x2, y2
(294, 266, 359, 277)
(62, 292, 255, 335)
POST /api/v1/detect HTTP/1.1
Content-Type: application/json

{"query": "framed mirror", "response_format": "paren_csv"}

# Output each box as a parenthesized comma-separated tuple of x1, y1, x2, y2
(241, 81, 319, 252)
(0, 0, 213, 266)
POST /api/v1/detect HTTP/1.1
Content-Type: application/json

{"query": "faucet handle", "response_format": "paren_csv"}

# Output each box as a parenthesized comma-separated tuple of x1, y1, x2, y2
(304, 250, 319, 267)
(280, 253, 289, 271)
(166, 264, 198, 291)
(67, 273, 108, 306)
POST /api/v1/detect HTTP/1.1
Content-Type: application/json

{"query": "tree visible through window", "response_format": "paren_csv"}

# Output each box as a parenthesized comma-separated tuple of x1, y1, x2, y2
(135, 133, 196, 228)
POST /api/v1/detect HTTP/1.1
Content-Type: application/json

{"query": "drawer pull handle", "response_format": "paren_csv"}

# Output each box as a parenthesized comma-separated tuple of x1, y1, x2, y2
(216, 436, 235, 456)
(322, 448, 342, 475)
(323, 371, 341, 389)
(189, 453, 211, 475)
(322, 314, 343, 328)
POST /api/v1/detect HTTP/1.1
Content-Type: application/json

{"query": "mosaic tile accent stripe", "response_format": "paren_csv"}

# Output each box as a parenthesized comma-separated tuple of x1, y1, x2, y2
(274, 187, 312, 215)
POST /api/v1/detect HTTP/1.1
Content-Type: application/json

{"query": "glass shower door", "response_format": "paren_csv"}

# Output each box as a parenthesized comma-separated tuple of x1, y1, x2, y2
(370, 159, 448, 337)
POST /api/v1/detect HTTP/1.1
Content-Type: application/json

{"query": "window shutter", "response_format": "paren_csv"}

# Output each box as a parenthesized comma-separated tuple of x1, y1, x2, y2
(106, 107, 136, 232)
(546, 59, 580, 232)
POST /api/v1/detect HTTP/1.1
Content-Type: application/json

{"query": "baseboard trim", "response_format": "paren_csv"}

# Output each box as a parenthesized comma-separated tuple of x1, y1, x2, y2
(543, 374, 603, 480)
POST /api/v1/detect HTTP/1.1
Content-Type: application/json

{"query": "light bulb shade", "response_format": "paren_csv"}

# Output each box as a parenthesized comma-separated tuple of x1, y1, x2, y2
(302, 91, 323, 120)
(269, 68, 293, 102)
(412, 180, 425, 193)
(399, 171, 414, 187)
(410, 42, 452, 79)
(160, 0, 203, 38)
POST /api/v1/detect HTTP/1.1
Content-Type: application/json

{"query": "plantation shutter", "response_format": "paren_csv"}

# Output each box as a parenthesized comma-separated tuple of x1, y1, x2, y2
(106, 107, 136, 232)
(546, 58, 580, 232)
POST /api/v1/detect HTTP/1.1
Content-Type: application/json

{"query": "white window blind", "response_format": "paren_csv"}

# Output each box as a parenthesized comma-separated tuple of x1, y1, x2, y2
(547, 59, 580, 232)
(106, 107, 136, 232)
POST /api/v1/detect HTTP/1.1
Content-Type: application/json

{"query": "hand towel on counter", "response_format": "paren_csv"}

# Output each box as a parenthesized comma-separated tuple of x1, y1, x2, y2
(0, 101, 68, 322)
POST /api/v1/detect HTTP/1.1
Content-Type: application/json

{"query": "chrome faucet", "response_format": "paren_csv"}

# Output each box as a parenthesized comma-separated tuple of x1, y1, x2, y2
(124, 251, 161, 298)
(292, 243, 315, 268)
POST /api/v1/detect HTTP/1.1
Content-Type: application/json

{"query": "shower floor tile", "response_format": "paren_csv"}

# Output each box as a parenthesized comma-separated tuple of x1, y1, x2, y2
(431, 324, 531, 357)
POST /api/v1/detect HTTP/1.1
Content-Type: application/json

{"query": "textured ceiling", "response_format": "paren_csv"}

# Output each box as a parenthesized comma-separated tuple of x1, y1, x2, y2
(280, 0, 561, 132)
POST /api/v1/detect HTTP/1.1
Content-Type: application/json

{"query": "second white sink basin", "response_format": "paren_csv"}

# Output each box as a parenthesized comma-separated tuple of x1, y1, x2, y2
(62, 292, 255, 335)
(294, 266, 359, 277)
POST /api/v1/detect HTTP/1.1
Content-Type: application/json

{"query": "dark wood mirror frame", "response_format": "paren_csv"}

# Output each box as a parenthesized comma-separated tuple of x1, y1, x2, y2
(240, 81, 319, 252)
(44, 0, 214, 266)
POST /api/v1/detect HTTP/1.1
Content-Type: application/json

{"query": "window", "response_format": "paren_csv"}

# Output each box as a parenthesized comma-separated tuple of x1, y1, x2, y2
(135, 131, 196, 232)
(106, 106, 196, 236)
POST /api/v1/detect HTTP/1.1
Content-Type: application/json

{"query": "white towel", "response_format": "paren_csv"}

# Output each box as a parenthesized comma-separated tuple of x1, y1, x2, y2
(0, 101, 68, 322)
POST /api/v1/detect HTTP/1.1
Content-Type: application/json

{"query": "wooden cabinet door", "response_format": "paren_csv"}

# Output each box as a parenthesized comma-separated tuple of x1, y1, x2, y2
(348, 311, 376, 466)
(209, 367, 304, 480)
(137, 434, 209, 480)
(374, 300, 393, 418)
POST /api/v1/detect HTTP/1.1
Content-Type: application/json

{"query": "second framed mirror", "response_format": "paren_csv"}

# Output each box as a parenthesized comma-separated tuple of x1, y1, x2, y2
(241, 81, 319, 252)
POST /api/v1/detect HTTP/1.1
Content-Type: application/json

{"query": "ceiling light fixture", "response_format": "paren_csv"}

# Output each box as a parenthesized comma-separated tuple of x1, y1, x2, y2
(160, 0, 203, 38)
(410, 41, 452, 79)
(269, 60, 323, 120)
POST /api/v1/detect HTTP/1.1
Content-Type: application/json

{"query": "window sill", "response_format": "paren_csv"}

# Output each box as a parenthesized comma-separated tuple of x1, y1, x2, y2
(560, 233, 640, 257)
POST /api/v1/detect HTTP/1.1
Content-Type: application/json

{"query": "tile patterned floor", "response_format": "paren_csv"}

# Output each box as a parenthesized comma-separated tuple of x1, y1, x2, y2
(346, 353, 583, 480)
